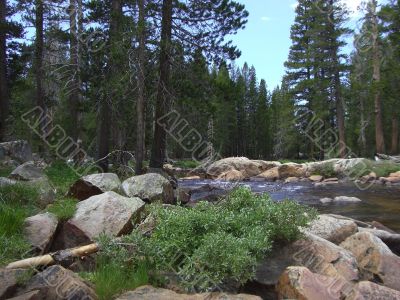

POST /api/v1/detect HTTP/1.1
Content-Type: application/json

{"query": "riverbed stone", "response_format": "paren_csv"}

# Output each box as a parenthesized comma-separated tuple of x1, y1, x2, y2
(278, 163, 306, 179)
(60, 191, 145, 248)
(277, 266, 345, 300)
(20, 265, 97, 300)
(358, 227, 400, 255)
(122, 173, 174, 204)
(309, 175, 323, 182)
(334, 196, 362, 203)
(306, 214, 358, 244)
(256, 167, 279, 181)
(340, 231, 400, 291)
(23, 212, 58, 254)
(69, 173, 121, 201)
(116, 285, 261, 300)
(345, 281, 400, 300)
(217, 169, 245, 181)
(320, 197, 333, 204)
(285, 177, 299, 183)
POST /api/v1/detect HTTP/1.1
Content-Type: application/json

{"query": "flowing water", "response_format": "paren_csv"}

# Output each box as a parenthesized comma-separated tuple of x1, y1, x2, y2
(179, 179, 400, 232)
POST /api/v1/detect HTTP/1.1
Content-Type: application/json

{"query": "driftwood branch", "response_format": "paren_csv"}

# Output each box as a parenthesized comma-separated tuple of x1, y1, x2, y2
(6, 243, 99, 269)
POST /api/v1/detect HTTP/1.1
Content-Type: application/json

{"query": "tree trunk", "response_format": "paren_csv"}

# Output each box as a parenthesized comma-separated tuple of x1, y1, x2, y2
(35, 0, 45, 151)
(150, 0, 173, 168)
(69, 0, 80, 142)
(335, 71, 346, 158)
(371, 0, 385, 153)
(391, 115, 399, 154)
(359, 96, 367, 156)
(135, 0, 146, 175)
(97, 0, 122, 171)
(0, 0, 8, 142)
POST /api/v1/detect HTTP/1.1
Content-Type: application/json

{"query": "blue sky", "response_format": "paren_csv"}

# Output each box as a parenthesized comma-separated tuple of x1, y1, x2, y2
(230, 0, 387, 89)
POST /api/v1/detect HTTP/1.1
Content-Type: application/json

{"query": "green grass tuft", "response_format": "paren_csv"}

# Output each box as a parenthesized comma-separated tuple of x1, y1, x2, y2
(0, 167, 13, 177)
(174, 160, 200, 169)
(45, 161, 80, 196)
(46, 198, 77, 221)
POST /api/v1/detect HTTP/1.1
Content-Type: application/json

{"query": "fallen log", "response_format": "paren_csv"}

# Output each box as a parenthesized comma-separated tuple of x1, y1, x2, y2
(6, 243, 99, 269)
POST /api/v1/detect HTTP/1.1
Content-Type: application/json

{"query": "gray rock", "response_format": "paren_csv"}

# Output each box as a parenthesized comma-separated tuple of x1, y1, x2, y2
(340, 232, 400, 291)
(0, 140, 33, 164)
(60, 191, 145, 248)
(20, 265, 97, 300)
(9, 162, 45, 181)
(24, 213, 58, 254)
(6, 290, 41, 300)
(122, 173, 174, 204)
(320, 197, 333, 204)
(306, 214, 358, 244)
(334, 196, 362, 203)
(69, 173, 121, 201)
(346, 281, 400, 300)
(0, 269, 29, 299)
(0, 177, 17, 187)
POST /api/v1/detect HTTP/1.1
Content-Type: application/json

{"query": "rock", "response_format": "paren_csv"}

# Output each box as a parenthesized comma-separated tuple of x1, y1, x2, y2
(20, 265, 97, 300)
(252, 233, 358, 294)
(0, 177, 17, 187)
(320, 197, 333, 204)
(176, 187, 191, 204)
(69, 173, 121, 201)
(389, 171, 400, 178)
(334, 196, 362, 203)
(59, 191, 145, 248)
(324, 177, 339, 182)
(122, 173, 174, 204)
(27, 178, 56, 208)
(309, 175, 323, 182)
(256, 167, 279, 181)
(382, 176, 400, 184)
(278, 163, 306, 179)
(187, 184, 230, 203)
(358, 228, 400, 255)
(340, 232, 400, 291)
(206, 157, 272, 180)
(0, 269, 29, 299)
(306, 214, 358, 244)
(9, 161, 45, 181)
(180, 176, 201, 180)
(217, 169, 244, 181)
(115, 285, 261, 300)
(333, 158, 369, 177)
(345, 281, 400, 300)
(285, 177, 299, 183)
(277, 266, 346, 300)
(23, 213, 58, 254)
(7, 290, 41, 300)
(0, 140, 33, 164)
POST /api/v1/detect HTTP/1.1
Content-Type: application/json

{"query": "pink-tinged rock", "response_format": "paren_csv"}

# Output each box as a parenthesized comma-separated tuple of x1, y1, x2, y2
(345, 281, 400, 300)
(23, 212, 58, 253)
(69, 173, 121, 201)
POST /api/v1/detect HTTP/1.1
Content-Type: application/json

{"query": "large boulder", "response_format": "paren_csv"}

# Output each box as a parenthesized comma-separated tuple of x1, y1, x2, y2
(333, 158, 369, 178)
(340, 232, 400, 291)
(277, 266, 346, 300)
(0, 140, 32, 164)
(345, 281, 400, 300)
(9, 161, 45, 181)
(7, 290, 41, 300)
(116, 285, 261, 300)
(206, 157, 272, 180)
(69, 173, 121, 201)
(256, 167, 279, 181)
(121, 173, 174, 204)
(20, 265, 97, 300)
(0, 269, 29, 299)
(358, 227, 400, 255)
(278, 163, 306, 179)
(0, 177, 17, 187)
(252, 233, 358, 294)
(23, 213, 58, 254)
(306, 214, 358, 244)
(59, 191, 145, 248)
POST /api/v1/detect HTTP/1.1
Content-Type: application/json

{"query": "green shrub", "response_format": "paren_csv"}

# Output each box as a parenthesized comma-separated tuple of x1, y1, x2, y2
(47, 198, 77, 221)
(174, 160, 200, 169)
(129, 187, 317, 291)
(311, 162, 336, 178)
(0, 167, 13, 177)
(350, 160, 400, 178)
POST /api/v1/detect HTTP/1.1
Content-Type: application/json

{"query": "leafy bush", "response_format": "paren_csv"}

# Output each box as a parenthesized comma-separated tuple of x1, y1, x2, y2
(46, 198, 77, 221)
(129, 187, 317, 291)
(350, 160, 400, 178)
(0, 167, 13, 177)
(174, 160, 200, 169)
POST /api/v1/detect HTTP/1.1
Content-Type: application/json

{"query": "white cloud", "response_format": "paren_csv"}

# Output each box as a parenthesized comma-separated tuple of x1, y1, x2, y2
(261, 16, 271, 22)
(340, 0, 362, 18)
